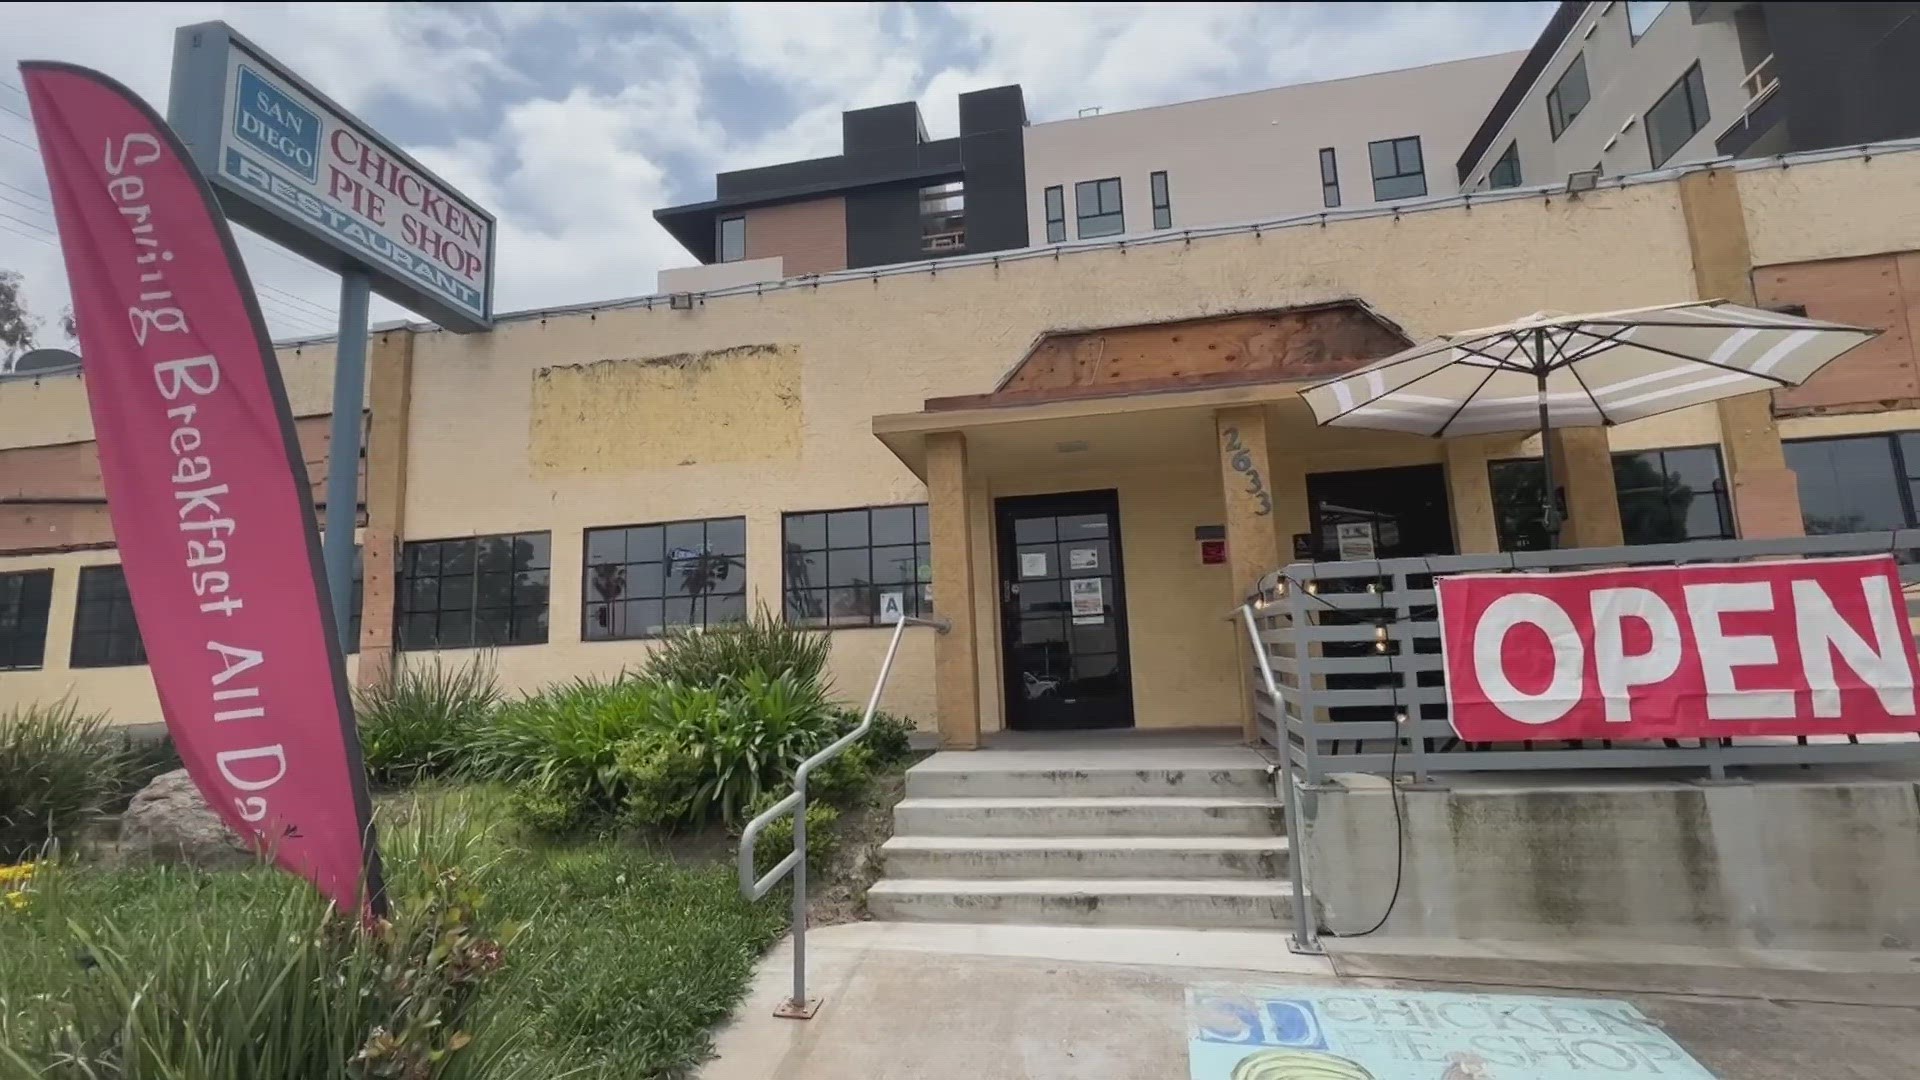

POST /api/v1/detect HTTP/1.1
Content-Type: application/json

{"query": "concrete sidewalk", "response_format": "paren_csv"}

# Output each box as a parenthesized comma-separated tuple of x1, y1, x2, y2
(700, 923, 1920, 1079)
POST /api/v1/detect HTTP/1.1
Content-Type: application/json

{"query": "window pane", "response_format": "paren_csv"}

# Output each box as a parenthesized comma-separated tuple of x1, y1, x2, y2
(1488, 458, 1551, 552)
(872, 545, 917, 584)
(439, 574, 473, 611)
(626, 598, 664, 637)
(512, 605, 548, 645)
(789, 589, 830, 627)
(441, 540, 474, 575)
(1647, 64, 1708, 167)
(914, 504, 930, 539)
(916, 543, 932, 582)
(786, 550, 825, 591)
(1373, 174, 1425, 201)
(827, 510, 869, 549)
(871, 506, 915, 546)
(829, 586, 876, 627)
(1044, 185, 1063, 221)
(473, 608, 512, 647)
(719, 216, 745, 263)
(1153, 204, 1171, 230)
(1490, 143, 1521, 189)
(1786, 436, 1909, 533)
(828, 548, 870, 587)
(477, 535, 514, 572)
(476, 572, 515, 609)
(706, 516, 746, 557)
(406, 541, 441, 576)
(1549, 56, 1589, 137)
(517, 533, 551, 570)
(664, 520, 706, 557)
(1395, 137, 1422, 174)
(1627, 0, 1669, 38)
(1078, 213, 1123, 238)
(627, 561, 665, 598)
(1318, 148, 1337, 185)
(585, 528, 626, 567)
(1369, 140, 1396, 178)
(1047, 219, 1066, 243)
(1098, 178, 1120, 211)
(584, 602, 614, 641)
(1150, 171, 1168, 207)
(625, 525, 664, 562)
(785, 513, 826, 552)
(708, 592, 747, 625)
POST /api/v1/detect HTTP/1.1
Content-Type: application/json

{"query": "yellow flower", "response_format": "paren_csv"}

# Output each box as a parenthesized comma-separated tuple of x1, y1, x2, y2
(3, 890, 26, 913)
(0, 862, 34, 886)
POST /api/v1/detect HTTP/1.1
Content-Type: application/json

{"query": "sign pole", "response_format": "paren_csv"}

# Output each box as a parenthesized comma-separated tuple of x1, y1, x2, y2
(323, 268, 370, 653)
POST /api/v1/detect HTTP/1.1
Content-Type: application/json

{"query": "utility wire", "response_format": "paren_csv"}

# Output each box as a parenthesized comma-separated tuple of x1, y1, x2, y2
(0, 129, 37, 155)
(0, 178, 49, 206)
(0, 98, 29, 125)
(0, 219, 52, 247)
(0, 209, 53, 238)
(0, 191, 50, 221)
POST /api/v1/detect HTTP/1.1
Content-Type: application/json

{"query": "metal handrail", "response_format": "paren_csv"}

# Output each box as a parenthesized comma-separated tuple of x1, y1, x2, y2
(1238, 602, 1323, 956)
(737, 613, 949, 1018)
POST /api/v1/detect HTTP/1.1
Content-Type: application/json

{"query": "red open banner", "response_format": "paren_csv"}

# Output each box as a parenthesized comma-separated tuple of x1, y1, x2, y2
(22, 63, 381, 913)
(1436, 554, 1920, 742)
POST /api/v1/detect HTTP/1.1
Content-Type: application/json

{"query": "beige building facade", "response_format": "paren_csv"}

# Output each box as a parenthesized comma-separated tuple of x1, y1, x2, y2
(7, 144, 1920, 747)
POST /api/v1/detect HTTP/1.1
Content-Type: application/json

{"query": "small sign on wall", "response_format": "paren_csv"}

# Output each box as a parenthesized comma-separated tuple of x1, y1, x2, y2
(1335, 522, 1376, 561)
(1020, 552, 1048, 578)
(1194, 524, 1226, 566)
(1070, 578, 1104, 623)
(878, 590, 904, 624)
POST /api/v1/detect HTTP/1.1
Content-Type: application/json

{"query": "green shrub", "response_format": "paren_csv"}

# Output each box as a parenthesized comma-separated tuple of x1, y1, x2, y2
(470, 676, 659, 833)
(112, 730, 181, 808)
(0, 701, 127, 864)
(354, 655, 502, 784)
(746, 799, 839, 879)
(807, 742, 875, 806)
(646, 606, 830, 688)
(628, 670, 838, 828)
(0, 792, 534, 1080)
(832, 707, 916, 766)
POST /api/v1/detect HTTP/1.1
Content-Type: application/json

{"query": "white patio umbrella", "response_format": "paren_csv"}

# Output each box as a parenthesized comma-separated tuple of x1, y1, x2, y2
(1299, 301, 1879, 542)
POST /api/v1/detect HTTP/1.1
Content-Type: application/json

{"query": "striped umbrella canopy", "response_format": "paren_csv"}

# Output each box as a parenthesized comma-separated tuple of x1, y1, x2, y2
(1300, 301, 1879, 540)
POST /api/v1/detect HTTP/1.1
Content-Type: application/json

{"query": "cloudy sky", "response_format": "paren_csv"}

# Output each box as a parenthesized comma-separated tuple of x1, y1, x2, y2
(0, 2, 1551, 345)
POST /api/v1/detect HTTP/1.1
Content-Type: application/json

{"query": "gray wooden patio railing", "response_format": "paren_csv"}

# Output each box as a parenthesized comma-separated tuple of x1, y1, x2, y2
(1242, 530, 1920, 784)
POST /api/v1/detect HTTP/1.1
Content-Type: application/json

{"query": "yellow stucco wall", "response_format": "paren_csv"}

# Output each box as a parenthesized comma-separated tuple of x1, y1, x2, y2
(14, 149, 1920, 731)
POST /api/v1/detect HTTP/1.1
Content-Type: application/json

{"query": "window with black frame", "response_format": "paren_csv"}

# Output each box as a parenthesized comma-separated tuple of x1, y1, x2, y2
(1075, 177, 1123, 238)
(1488, 445, 1732, 550)
(1043, 185, 1066, 243)
(398, 532, 550, 650)
(1646, 63, 1709, 167)
(0, 569, 53, 671)
(1368, 136, 1425, 201)
(1546, 54, 1590, 139)
(1784, 432, 1920, 536)
(70, 564, 146, 668)
(1488, 142, 1522, 189)
(1612, 445, 1734, 543)
(584, 517, 746, 640)
(783, 505, 931, 628)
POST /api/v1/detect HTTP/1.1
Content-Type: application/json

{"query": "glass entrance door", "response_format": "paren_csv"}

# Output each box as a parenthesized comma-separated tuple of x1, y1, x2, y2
(994, 490, 1135, 730)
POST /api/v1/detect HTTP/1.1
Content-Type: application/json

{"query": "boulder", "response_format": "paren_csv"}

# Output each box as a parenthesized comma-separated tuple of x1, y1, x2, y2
(118, 769, 254, 869)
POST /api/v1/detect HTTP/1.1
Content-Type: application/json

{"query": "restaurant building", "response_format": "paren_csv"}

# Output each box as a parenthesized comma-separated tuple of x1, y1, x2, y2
(6, 142, 1920, 748)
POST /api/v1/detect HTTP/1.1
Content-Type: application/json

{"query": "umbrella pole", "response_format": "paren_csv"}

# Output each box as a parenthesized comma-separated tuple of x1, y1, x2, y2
(1535, 331, 1560, 548)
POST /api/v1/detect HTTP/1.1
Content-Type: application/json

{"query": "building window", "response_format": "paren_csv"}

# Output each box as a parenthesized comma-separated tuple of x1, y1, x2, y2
(1646, 63, 1710, 167)
(1367, 137, 1425, 201)
(1318, 148, 1340, 208)
(1784, 433, 1920, 535)
(1627, 0, 1671, 41)
(1149, 171, 1172, 230)
(1074, 177, 1124, 238)
(1488, 141, 1522, 189)
(0, 569, 53, 671)
(399, 533, 550, 651)
(70, 564, 146, 669)
(920, 180, 965, 252)
(1488, 446, 1733, 551)
(584, 517, 746, 640)
(783, 505, 931, 628)
(1043, 185, 1066, 243)
(1547, 54, 1591, 139)
(717, 216, 745, 263)
(1613, 446, 1735, 544)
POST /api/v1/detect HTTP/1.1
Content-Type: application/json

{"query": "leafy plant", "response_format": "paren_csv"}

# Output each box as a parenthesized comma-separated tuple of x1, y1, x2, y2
(355, 655, 502, 784)
(0, 701, 128, 864)
(645, 605, 830, 689)
(651, 670, 838, 828)
(832, 707, 917, 767)
(745, 797, 839, 878)
(469, 676, 658, 833)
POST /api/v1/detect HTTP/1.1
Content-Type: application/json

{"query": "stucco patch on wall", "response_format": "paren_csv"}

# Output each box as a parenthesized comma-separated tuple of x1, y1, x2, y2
(528, 344, 802, 474)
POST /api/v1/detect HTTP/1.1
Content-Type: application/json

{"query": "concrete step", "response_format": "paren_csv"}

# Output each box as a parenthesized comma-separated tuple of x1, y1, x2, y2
(892, 796, 1282, 838)
(867, 877, 1301, 929)
(906, 748, 1273, 799)
(881, 835, 1289, 880)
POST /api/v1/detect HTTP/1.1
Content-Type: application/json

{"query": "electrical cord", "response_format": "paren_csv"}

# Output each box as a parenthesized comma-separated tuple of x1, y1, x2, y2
(1269, 554, 1428, 938)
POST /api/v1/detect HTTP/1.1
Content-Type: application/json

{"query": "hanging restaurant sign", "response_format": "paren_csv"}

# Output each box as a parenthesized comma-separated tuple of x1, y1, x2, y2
(1436, 555, 1920, 742)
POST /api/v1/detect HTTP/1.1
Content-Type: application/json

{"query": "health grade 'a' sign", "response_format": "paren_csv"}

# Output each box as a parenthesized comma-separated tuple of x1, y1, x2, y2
(1436, 554, 1920, 742)
(168, 23, 494, 331)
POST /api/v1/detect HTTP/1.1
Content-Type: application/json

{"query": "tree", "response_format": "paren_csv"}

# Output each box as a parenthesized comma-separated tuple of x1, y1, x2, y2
(0, 269, 39, 367)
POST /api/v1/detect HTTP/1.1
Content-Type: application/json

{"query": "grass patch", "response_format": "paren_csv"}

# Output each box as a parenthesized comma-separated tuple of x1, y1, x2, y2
(0, 784, 787, 1079)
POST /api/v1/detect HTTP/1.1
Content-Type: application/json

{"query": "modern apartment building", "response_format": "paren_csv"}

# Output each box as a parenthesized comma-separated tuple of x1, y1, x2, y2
(1021, 53, 1521, 243)
(652, 86, 1030, 292)
(653, 53, 1525, 289)
(1457, 1, 1920, 191)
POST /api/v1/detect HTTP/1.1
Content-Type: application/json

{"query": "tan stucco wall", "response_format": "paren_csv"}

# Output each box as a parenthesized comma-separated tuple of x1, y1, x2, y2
(1741, 151, 1920, 269)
